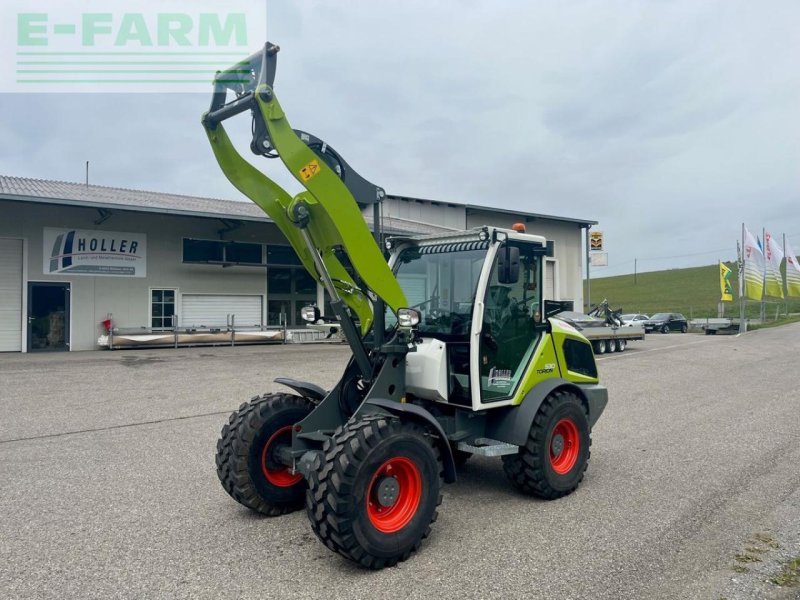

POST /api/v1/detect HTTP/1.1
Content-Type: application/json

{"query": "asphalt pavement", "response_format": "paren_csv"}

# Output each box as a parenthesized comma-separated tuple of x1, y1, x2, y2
(1, 327, 799, 599)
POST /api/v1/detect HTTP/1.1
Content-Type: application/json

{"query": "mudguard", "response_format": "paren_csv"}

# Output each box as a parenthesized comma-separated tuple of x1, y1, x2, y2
(361, 398, 457, 483)
(486, 378, 608, 447)
(274, 378, 327, 402)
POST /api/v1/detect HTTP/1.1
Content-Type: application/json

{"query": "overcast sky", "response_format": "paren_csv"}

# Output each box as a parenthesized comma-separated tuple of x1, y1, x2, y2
(1, 0, 798, 276)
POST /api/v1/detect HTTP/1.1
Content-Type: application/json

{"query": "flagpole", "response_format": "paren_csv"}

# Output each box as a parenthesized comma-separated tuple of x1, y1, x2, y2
(784, 233, 789, 317)
(761, 227, 766, 323)
(739, 223, 746, 333)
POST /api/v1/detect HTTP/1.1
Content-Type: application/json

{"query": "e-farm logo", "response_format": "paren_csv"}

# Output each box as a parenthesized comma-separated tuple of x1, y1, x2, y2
(2, 0, 266, 93)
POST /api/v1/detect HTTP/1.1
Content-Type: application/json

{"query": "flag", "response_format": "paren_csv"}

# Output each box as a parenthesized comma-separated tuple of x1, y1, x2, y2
(786, 240, 800, 298)
(719, 262, 733, 302)
(764, 231, 784, 299)
(743, 227, 764, 301)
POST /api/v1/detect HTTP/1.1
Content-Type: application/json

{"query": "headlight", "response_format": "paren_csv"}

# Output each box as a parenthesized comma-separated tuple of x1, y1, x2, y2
(397, 308, 421, 328)
(301, 306, 320, 323)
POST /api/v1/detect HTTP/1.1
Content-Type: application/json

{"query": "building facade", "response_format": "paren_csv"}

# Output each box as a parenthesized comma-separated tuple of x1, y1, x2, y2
(0, 177, 595, 352)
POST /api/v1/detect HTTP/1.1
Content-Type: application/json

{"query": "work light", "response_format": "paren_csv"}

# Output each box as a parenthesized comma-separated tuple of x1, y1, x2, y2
(301, 306, 320, 323)
(397, 308, 420, 328)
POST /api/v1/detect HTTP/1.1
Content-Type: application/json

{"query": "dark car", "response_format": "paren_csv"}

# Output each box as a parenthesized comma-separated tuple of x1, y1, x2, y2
(644, 312, 688, 334)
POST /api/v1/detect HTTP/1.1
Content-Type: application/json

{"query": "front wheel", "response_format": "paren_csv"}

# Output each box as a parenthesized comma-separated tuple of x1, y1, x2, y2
(216, 393, 314, 516)
(661, 324, 670, 334)
(306, 415, 443, 569)
(502, 390, 591, 499)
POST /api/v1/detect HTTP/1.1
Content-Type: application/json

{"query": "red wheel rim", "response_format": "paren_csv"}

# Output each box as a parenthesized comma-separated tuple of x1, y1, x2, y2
(549, 418, 580, 475)
(260, 426, 302, 487)
(366, 457, 422, 533)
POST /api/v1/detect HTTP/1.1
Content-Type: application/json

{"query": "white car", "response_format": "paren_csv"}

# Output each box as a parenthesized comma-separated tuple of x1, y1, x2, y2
(619, 313, 649, 327)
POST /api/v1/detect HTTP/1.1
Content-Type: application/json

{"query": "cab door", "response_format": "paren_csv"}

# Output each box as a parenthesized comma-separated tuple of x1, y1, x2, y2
(475, 241, 544, 404)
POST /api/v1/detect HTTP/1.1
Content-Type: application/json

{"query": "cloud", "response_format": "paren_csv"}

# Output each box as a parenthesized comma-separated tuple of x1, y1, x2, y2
(0, 0, 798, 276)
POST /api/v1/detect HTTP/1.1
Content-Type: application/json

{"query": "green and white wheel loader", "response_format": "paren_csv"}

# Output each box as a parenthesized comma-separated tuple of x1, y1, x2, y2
(203, 43, 607, 570)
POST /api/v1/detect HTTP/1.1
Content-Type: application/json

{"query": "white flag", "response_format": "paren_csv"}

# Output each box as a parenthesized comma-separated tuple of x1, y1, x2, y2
(743, 227, 764, 301)
(764, 231, 784, 299)
(786, 240, 800, 298)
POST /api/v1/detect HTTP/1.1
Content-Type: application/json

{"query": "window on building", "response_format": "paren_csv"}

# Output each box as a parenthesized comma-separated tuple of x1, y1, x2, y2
(266, 245, 302, 266)
(183, 239, 263, 265)
(226, 242, 263, 264)
(151, 289, 176, 329)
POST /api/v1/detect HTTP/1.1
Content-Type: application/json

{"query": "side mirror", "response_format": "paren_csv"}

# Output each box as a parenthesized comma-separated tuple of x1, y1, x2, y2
(497, 246, 520, 284)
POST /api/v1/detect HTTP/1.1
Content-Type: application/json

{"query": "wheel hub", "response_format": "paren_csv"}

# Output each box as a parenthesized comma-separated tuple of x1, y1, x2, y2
(549, 418, 580, 475)
(366, 457, 423, 533)
(376, 476, 400, 507)
(551, 433, 564, 457)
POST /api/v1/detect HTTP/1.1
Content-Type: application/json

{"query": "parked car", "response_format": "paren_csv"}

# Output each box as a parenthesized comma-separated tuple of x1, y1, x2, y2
(644, 313, 688, 333)
(620, 313, 649, 327)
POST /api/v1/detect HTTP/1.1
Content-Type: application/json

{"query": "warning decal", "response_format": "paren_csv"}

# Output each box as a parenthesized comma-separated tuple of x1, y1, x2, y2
(299, 160, 321, 182)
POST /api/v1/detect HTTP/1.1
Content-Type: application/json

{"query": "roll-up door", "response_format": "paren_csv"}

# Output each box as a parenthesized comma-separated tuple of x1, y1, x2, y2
(182, 294, 263, 327)
(0, 239, 23, 351)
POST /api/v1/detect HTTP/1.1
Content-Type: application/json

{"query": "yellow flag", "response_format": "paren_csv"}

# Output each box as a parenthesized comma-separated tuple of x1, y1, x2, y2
(720, 262, 733, 302)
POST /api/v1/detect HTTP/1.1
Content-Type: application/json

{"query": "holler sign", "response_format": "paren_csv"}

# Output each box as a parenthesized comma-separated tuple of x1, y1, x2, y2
(43, 227, 147, 277)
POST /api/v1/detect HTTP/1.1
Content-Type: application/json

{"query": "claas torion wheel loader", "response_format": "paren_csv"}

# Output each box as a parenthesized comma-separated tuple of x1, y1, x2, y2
(202, 42, 608, 569)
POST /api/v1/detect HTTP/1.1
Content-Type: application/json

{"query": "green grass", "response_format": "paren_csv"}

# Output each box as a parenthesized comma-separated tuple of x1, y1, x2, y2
(584, 262, 800, 320)
(772, 556, 800, 587)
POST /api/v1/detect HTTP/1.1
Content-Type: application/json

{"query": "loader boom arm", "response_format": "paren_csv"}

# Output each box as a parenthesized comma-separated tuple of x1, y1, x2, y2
(201, 43, 407, 338)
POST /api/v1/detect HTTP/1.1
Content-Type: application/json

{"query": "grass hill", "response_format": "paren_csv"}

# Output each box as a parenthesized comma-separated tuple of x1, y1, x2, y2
(584, 262, 800, 320)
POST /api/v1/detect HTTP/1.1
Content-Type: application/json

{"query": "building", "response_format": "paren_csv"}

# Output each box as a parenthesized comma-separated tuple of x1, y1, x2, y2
(0, 176, 596, 352)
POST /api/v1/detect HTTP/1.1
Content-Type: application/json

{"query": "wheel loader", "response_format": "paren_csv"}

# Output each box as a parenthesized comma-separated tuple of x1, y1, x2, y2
(202, 43, 607, 569)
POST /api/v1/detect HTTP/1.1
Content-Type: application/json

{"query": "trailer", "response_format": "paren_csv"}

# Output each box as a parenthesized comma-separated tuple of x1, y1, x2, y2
(552, 311, 645, 354)
(694, 318, 740, 335)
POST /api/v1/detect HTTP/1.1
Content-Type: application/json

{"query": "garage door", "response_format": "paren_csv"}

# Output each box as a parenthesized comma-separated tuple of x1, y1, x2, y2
(544, 260, 556, 300)
(0, 239, 23, 351)
(181, 294, 263, 327)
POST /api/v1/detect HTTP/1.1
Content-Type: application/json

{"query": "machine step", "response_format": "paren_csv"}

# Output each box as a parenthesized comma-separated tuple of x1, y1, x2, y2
(456, 438, 519, 457)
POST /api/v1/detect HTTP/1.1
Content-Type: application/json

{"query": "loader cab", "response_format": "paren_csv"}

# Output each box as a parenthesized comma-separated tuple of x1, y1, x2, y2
(390, 228, 547, 410)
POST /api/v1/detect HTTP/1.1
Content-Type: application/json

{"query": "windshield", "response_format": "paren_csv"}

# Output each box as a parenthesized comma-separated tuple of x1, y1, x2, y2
(651, 313, 671, 320)
(391, 243, 488, 337)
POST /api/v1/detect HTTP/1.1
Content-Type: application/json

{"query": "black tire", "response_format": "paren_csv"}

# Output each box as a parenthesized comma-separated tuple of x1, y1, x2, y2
(607, 339, 616, 353)
(617, 339, 626, 352)
(661, 324, 670, 334)
(216, 393, 314, 516)
(594, 340, 606, 354)
(306, 415, 443, 569)
(681, 324, 688, 334)
(502, 390, 591, 500)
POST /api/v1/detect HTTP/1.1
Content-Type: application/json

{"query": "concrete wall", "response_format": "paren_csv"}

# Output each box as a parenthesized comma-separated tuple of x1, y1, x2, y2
(0, 200, 283, 351)
(465, 208, 585, 309)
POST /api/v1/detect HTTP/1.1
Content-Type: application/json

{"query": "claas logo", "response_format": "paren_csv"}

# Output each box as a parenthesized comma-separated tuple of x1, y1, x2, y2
(590, 231, 603, 251)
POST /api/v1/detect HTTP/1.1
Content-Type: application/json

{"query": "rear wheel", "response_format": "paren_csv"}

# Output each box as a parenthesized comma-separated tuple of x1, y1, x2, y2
(616, 339, 626, 352)
(681, 324, 688, 333)
(216, 393, 314, 516)
(502, 390, 591, 499)
(607, 339, 616, 353)
(594, 340, 607, 354)
(306, 415, 443, 569)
